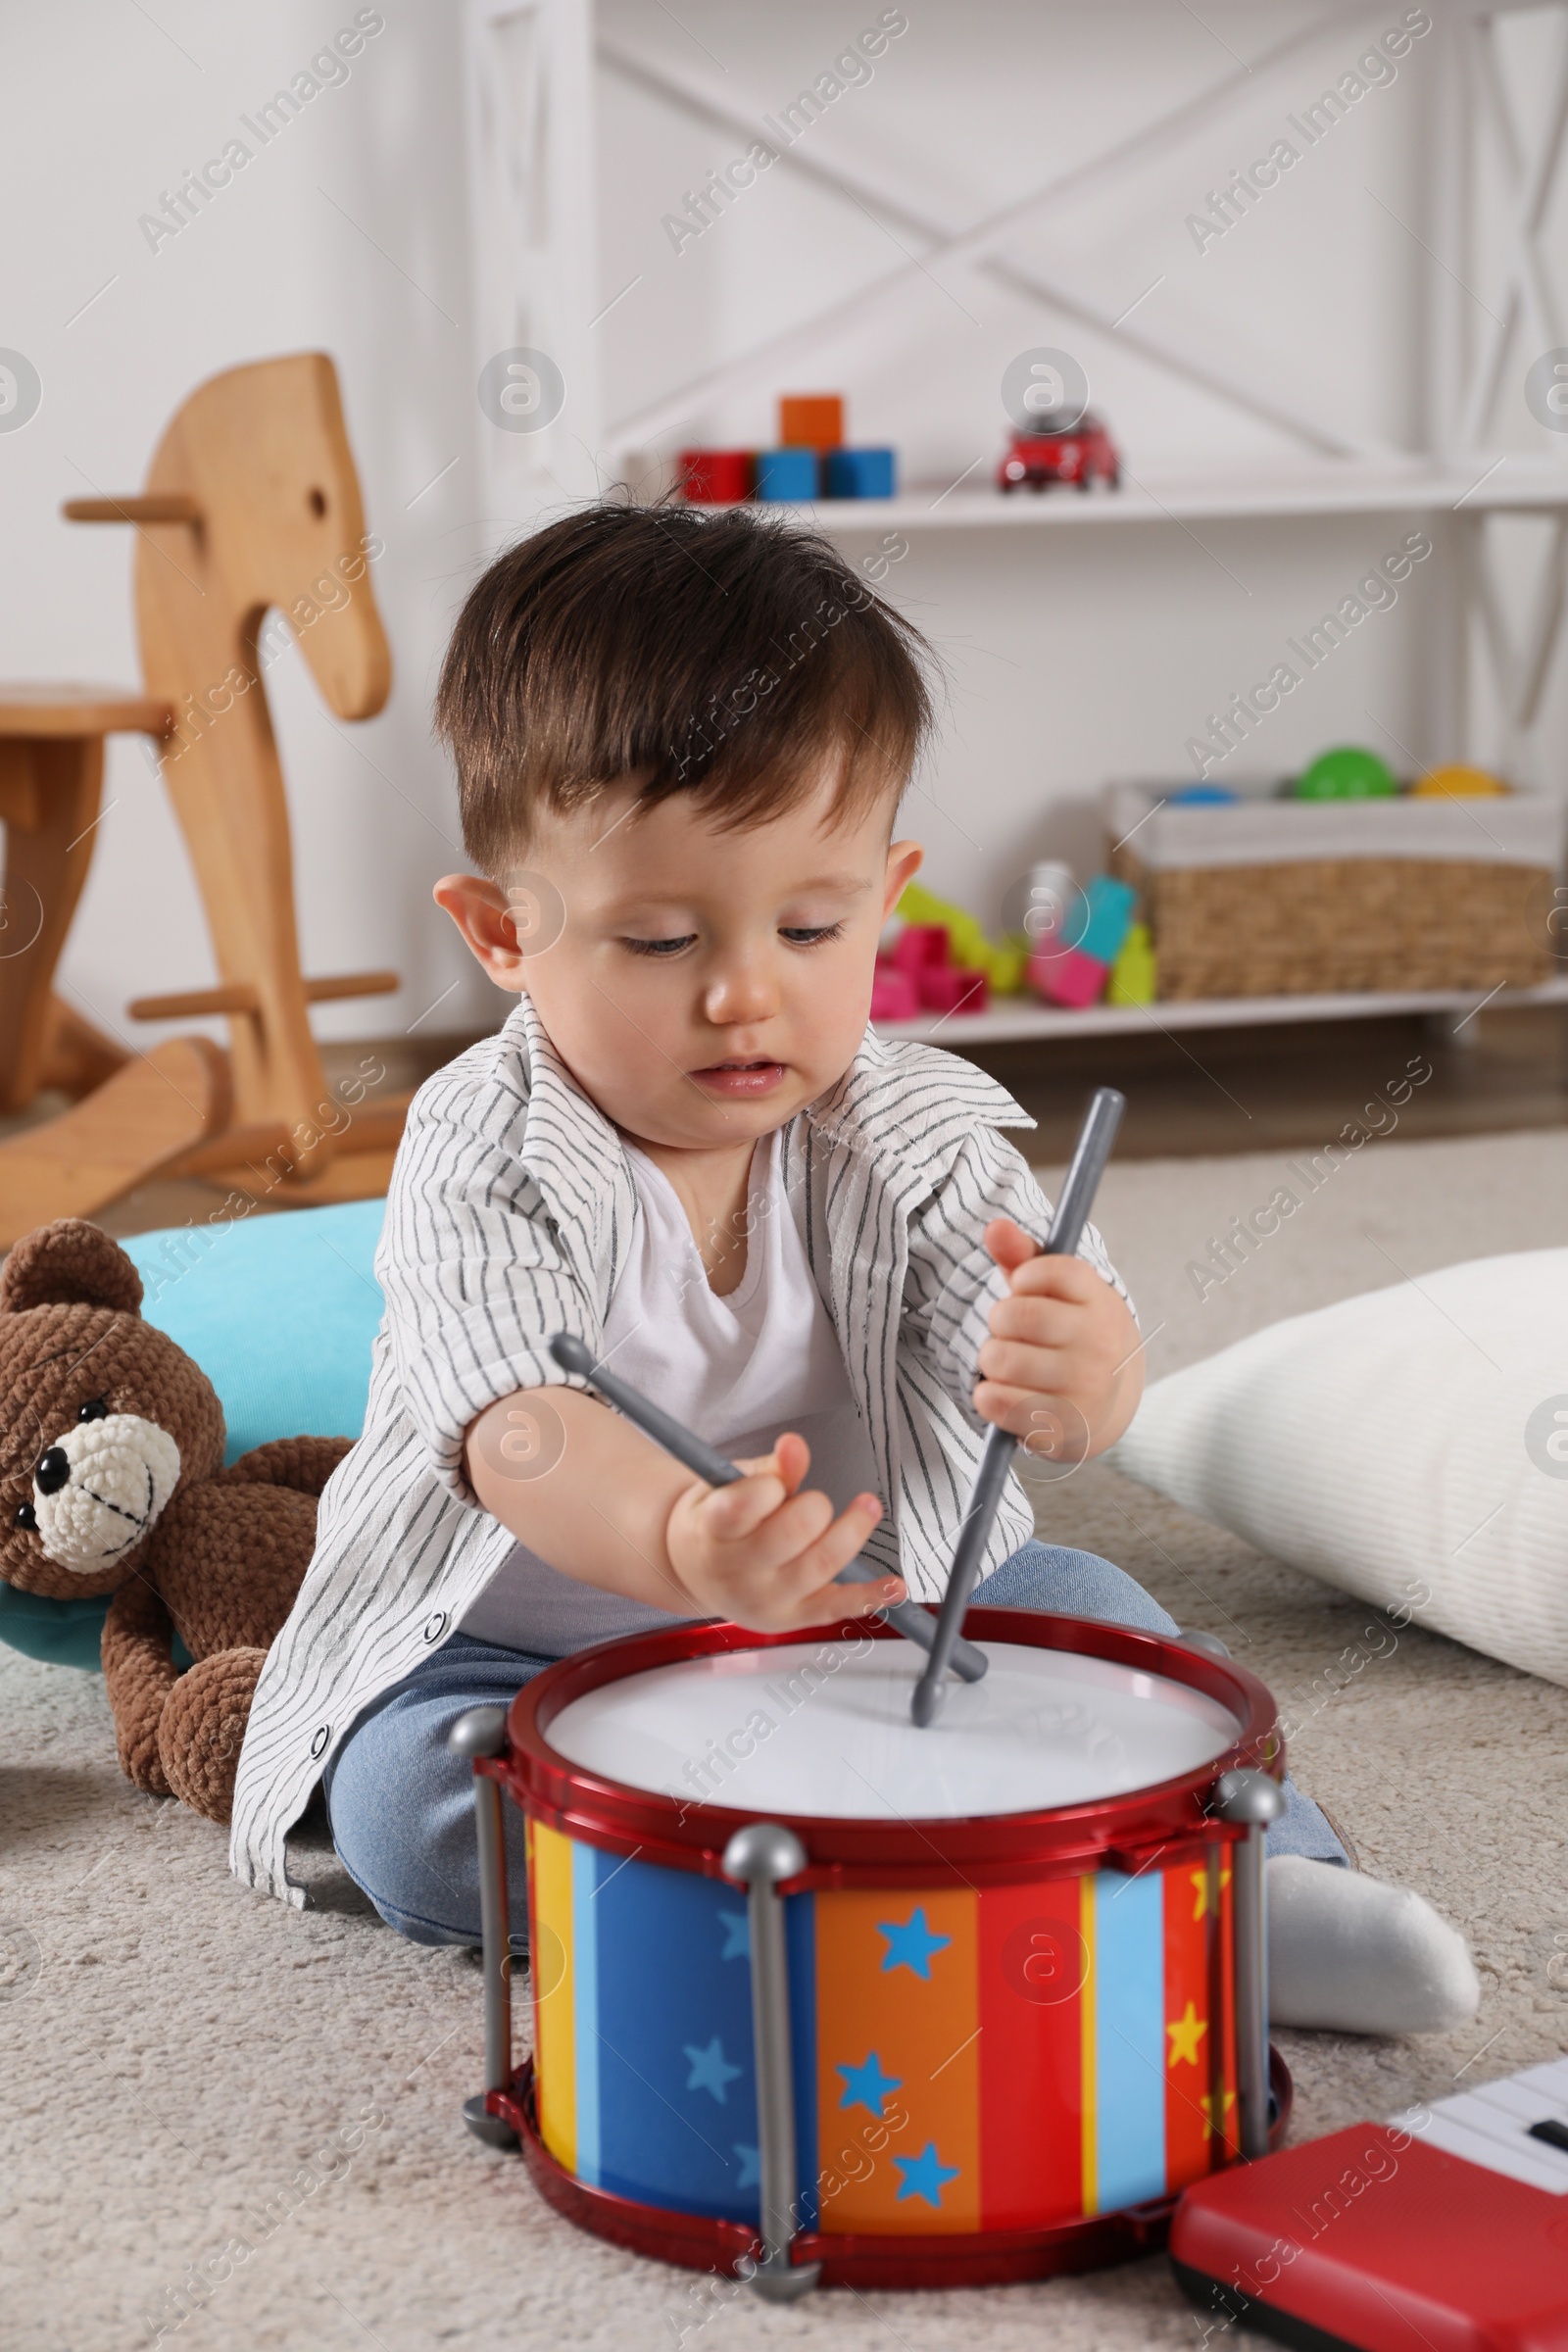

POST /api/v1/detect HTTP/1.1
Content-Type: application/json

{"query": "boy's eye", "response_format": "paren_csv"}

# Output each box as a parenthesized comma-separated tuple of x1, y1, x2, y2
(622, 934, 698, 958)
(780, 922, 845, 947)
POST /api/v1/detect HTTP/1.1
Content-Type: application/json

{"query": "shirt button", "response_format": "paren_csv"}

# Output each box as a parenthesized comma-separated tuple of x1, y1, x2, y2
(422, 1610, 448, 1644)
(310, 1725, 330, 1759)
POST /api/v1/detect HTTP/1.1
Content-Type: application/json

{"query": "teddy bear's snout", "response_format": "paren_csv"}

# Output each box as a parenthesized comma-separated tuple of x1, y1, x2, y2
(30, 1414, 182, 1572)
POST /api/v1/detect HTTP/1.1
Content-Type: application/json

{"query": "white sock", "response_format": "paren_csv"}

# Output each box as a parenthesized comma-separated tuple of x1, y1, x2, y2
(1267, 1854, 1480, 2034)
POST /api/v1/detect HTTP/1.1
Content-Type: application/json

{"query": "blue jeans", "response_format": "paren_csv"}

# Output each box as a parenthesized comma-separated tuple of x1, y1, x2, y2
(323, 1541, 1347, 1945)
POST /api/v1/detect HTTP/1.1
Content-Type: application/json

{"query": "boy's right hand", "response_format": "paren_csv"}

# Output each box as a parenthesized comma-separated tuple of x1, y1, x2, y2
(665, 1432, 901, 1633)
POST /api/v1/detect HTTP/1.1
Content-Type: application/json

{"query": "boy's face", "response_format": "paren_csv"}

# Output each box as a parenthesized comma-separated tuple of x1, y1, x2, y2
(436, 767, 922, 1152)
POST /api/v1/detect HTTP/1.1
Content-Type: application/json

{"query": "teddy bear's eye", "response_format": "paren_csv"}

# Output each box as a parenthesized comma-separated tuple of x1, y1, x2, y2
(76, 1398, 109, 1423)
(14, 1501, 37, 1532)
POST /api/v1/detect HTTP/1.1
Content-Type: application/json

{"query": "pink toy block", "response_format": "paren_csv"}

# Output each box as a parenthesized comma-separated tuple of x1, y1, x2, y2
(919, 966, 989, 1015)
(1030, 945, 1107, 1007)
(870, 961, 921, 1022)
(891, 923, 949, 975)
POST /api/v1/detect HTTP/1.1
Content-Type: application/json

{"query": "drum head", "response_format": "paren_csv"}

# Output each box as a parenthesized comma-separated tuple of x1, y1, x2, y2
(545, 1638, 1240, 1821)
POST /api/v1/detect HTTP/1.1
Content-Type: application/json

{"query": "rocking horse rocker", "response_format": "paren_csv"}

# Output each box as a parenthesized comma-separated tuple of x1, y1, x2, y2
(0, 353, 410, 1244)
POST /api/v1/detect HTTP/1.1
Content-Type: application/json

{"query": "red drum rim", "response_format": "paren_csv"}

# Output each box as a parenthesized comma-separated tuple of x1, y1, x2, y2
(498, 1609, 1282, 1888)
(488, 2048, 1296, 2287)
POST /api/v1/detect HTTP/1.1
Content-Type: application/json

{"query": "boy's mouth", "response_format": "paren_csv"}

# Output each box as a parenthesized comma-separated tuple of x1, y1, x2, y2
(689, 1057, 788, 1099)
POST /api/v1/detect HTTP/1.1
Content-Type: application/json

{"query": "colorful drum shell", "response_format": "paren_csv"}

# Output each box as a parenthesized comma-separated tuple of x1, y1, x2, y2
(487, 1609, 1286, 2288)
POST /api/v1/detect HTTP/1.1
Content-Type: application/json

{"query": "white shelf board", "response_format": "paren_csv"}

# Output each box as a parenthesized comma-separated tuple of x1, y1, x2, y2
(876, 976, 1568, 1048)
(782, 458, 1568, 537)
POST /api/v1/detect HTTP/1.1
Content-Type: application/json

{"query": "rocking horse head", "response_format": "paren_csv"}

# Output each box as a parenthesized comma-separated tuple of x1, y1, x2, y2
(131, 351, 392, 726)
(60, 349, 398, 1172)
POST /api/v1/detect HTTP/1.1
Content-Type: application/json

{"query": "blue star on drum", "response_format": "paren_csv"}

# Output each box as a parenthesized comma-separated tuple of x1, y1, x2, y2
(837, 2051, 903, 2118)
(684, 2035, 743, 2103)
(877, 1906, 952, 1980)
(717, 1908, 749, 1960)
(894, 2141, 961, 2208)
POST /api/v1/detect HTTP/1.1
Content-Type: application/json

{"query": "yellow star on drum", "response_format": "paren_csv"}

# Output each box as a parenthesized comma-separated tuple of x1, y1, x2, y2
(1200, 2087, 1238, 2131)
(1190, 1860, 1233, 1922)
(1165, 2000, 1206, 2068)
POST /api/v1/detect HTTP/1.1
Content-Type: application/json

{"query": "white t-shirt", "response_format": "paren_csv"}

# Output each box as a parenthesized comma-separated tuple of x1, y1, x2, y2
(457, 1131, 881, 1654)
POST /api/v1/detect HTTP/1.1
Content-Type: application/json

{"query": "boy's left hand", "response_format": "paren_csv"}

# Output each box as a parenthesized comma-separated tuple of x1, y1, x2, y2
(973, 1218, 1144, 1463)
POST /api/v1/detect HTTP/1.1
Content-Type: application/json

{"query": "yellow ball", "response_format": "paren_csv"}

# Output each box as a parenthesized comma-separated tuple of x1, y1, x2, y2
(1411, 763, 1507, 798)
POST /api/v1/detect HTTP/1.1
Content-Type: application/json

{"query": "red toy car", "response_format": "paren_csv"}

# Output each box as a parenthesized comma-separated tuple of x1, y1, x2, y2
(998, 415, 1120, 493)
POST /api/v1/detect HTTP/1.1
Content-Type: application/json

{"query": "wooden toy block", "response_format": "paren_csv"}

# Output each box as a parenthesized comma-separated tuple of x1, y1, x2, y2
(891, 923, 949, 975)
(869, 961, 920, 1022)
(989, 937, 1030, 994)
(1031, 944, 1108, 1007)
(779, 395, 843, 448)
(898, 881, 1028, 993)
(1077, 874, 1137, 964)
(1106, 920, 1156, 1006)
(755, 448, 818, 502)
(677, 450, 754, 504)
(899, 885, 979, 963)
(824, 448, 896, 499)
(919, 966, 989, 1015)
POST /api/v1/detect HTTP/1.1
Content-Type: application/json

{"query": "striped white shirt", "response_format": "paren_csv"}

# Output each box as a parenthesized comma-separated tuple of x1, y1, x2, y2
(229, 997, 1130, 1905)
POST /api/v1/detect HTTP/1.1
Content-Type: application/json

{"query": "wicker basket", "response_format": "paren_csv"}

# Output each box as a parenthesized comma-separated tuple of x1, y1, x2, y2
(1105, 786, 1564, 1001)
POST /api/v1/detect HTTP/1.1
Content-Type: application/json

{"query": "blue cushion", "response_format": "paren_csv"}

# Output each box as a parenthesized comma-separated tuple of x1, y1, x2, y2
(130, 1199, 387, 1461)
(0, 1200, 387, 1669)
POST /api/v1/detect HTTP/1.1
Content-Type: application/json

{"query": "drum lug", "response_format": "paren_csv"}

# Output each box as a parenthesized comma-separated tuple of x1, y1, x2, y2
(1213, 1767, 1286, 2163)
(722, 1823, 822, 2300)
(462, 2092, 519, 2149)
(451, 1705, 518, 2150)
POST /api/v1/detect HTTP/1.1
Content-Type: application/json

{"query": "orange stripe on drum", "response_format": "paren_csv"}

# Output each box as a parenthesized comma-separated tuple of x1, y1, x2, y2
(813, 1886, 980, 2234)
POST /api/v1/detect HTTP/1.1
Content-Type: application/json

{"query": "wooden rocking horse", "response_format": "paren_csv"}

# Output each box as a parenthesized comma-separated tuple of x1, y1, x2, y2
(0, 354, 410, 1244)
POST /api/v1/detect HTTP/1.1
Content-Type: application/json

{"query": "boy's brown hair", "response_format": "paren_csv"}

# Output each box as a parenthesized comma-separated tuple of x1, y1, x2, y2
(435, 501, 932, 871)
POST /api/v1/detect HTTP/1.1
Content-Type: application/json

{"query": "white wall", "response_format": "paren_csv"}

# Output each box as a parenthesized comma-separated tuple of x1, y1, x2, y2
(5, 0, 1566, 1039)
(590, 0, 1568, 926)
(3, 1, 497, 1049)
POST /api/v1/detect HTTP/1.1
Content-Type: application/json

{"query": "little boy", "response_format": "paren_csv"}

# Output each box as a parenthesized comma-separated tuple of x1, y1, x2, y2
(231, 504, 1475, 2035)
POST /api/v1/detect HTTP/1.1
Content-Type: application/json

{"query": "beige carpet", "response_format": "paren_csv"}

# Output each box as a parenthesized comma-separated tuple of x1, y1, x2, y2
(5, 1125, 1568, 2350)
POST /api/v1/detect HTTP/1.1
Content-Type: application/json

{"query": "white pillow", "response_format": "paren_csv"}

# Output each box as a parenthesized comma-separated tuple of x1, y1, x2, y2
(1109, 1250, 1568, 1688)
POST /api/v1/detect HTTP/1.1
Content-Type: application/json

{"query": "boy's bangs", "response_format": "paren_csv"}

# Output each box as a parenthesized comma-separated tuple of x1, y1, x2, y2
(437, 502, 932, 869)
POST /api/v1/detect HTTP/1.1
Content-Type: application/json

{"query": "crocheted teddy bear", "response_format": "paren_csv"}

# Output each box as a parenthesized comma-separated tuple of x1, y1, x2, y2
(0, 1218, 349, 1822)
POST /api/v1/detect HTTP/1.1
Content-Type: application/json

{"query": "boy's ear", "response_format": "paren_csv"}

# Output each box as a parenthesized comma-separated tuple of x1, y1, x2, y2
(432, 874, 534, 995)
(883, 838, 924, 920)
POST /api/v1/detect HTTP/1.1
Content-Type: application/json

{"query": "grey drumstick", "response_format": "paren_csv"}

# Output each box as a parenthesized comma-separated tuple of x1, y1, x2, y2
(549, 1334, 988, 1681)
(909, 1085, 1127, 1728)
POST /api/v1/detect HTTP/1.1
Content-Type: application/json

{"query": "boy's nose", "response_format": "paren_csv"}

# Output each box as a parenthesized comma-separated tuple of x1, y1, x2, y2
(704, 963, 778, 1026)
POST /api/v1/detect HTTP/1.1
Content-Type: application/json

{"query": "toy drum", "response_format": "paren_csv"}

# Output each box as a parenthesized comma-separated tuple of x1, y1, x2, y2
(452, 1610, 1291, 2295)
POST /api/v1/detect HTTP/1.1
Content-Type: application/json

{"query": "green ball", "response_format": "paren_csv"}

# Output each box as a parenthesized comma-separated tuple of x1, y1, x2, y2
(1294, 746, 1397, 800)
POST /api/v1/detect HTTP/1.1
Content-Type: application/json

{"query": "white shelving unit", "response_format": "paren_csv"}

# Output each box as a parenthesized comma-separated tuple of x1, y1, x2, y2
(770, 457, 1568, 537)
(875, 974, 1568, 1049)
(465, 1, 1568, 1045)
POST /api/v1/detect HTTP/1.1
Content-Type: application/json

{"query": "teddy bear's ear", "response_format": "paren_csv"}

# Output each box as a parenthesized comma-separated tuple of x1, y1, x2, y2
(0, 1220, 144, 1317)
